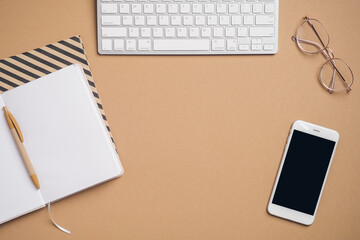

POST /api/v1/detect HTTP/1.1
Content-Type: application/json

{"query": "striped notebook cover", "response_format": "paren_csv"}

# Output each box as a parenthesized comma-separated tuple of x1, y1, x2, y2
(0, 35, 117, 153)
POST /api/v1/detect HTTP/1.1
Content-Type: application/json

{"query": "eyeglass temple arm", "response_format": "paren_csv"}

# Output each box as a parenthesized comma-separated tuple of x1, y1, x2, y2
(305, 17, 328, 49)
(292, 36, 351, 91)
(291, 36, 330, 58)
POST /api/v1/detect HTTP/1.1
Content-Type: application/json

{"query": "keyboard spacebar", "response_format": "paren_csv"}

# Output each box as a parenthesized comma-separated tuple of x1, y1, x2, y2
(154, 39, 210, 51)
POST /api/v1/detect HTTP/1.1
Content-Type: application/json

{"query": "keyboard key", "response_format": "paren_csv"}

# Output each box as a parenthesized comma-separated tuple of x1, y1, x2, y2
(122, 16, 133, 25)
(114, 39, 125, 50)
(227, 39, 237, 51)
(265, 3, 275, 13)
(195, 16, 206, 25)
(119, 4, 130, 13)
(208, 15, 218, 25)
(220, 15, 230, 25)
(171, 16, 181, 25)
(214, 27, 224, 37)
(212, 39, 225, 51)
(228, 3, 239, 13)
(138, 39, 152, 50)
(239, 44, 250, 51)
(249, 27, 274, 36)
(240, 3, 251, 13)
(141, 28, 151, 37)
(102, 27, 127, 37)
(102, 39, 112, 50)
(168, 4, 178, 13)
(147, 16, 157, 25)
(180, 4, 191, 13)
(132, 4, 142, 13)
(225, 27, 236, 37)
(204, 4, 215, 13)
(251, 38, 261, 44)
(154, 39, 210, 50)
(156, 4, 166, 13)
(244, 15, 254, 25)
(153, 27, 163, 37)
(264, 44, 274, 51)
(237, 27, 247, 37)
(184, 16, 194, 25)
(201, 28, 211, 37)
(255, 15, 275, 25)
(216, 3, 227, 13)
(165, 28, 176, 37)
(251, 44, 262, 51)
(144, 4, 154, 13)
(252, 3, 263, 13)
(159, 16, 170, 25)
(129, 27, 140, 37)
(135, 16, 145, 25)
(231, 16, 242, 25)
(102, 16, 121, 25)
(126, 39, 136, 50)
(189, 28, 200, 37)
(192, 4, 203, 13)
(101, 4, 117, 13)
(177, 28, 187, 37)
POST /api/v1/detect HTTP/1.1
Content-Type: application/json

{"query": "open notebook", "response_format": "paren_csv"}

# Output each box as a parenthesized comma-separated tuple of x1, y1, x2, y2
(0, 64, 123, 224)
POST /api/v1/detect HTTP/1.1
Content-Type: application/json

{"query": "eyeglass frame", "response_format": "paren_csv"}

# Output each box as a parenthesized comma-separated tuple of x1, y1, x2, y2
(292, 16, 354, 93)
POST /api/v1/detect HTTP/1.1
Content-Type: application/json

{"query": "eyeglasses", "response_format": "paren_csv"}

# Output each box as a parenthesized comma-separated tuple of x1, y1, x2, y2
(292, 16, 354, 93)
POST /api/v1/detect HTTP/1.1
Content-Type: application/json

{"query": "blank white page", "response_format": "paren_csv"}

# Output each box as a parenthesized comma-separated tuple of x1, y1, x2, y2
(2, 64, 123, 204)
(0, 96, 45, 224)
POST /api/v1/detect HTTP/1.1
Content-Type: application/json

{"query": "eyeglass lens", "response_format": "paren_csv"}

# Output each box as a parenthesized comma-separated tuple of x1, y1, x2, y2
(296, 18, 330, 54)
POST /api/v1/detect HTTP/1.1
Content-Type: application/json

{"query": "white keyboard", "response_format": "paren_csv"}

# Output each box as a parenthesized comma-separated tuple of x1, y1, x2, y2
(97, 0, 279, 55)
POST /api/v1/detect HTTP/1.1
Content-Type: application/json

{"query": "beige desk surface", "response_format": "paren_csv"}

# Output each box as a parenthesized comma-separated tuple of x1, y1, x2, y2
(0, 0, 359, 239)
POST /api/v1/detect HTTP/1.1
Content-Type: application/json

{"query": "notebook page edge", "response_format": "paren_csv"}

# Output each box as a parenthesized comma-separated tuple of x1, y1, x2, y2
(73, 64, 124, 176)
(0, 204, 46, 225)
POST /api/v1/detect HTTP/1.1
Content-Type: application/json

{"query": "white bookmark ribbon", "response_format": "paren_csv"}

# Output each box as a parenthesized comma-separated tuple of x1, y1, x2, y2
(47, 203, 71, 234)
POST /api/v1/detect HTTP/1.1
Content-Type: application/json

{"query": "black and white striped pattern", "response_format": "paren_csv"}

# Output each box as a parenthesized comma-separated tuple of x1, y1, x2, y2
(0, 36, 118, 152)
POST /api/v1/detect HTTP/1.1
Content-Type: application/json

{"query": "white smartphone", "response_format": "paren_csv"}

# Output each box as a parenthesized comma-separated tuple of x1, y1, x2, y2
(267, 120, 339, 225)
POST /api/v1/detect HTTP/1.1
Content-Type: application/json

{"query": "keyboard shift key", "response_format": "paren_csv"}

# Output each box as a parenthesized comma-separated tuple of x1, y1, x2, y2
(102, 27, 127, 37)
(249, 27, 274, 36)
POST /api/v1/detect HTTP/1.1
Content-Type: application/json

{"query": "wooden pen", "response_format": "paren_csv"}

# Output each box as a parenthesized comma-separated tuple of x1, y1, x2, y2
(3, 106, 40, 189)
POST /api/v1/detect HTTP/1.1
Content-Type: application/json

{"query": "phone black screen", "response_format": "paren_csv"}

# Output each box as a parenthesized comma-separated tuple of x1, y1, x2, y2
(272, 130, 336, 215)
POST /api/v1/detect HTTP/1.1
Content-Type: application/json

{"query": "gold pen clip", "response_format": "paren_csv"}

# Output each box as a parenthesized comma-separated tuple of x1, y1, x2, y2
(3, 107, 24, 142)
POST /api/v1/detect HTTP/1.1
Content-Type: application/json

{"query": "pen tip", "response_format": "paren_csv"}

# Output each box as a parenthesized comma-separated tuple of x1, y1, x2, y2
(31, 174, 40, 189)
